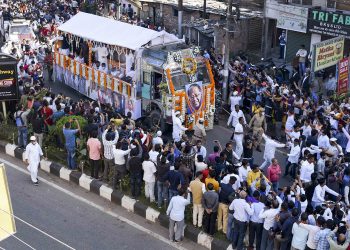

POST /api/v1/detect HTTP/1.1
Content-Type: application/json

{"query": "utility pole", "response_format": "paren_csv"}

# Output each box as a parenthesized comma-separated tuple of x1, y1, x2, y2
(222, 0, 234, 103)
(178, 0, 183, 38)
(203, 0, 207, 19)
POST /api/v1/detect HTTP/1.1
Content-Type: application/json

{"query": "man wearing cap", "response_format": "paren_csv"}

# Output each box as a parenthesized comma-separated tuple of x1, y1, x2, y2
(152, 131, 164, 146)
(327, 137, 343, 159)
(24, 136, 43, 186)
(248, 108, 267, 152)
(229, 91, 242, 112)
(172, 110, 187, 142)
(192, 118, 206, 145)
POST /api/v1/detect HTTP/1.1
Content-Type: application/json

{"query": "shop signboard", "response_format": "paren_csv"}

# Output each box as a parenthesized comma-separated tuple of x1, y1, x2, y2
(265, 0, 308, 33)
(337, 57, 349, 94)
(313, 36, 344, 72)
(308, 9, 350, 39)
(0, 62, 18, 101)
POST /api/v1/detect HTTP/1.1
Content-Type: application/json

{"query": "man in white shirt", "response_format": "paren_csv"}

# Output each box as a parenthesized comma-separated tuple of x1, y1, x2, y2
(238, 160, 251, 183)
(260, 133, 286, 170)
(227, 105, 246, 128)
(234, 117, 245, 159)
(299, 216, 324, 250)
(229, 190, 253, 249)
(285, 110, 295, 139)
(248, 191, 264, 250)
(229, 91, 242, 112)
(166, 188, 190, 242)
(311, 178, 341, 208)
(259, 199, 280, 250)
(284, 139, 301, 178)
(300, 154, 315, 183)
(152, 131, 163, 146)
(291, 213, 309, 250)
(24, 136, 43, 185)
(112, 140, 131, 189)
(342, 126, 350, 154)
(142, 154, 157, 202)
(296, 44, 307, 77)
(318, 129, 330, 150)
(301, 120, 312, 139)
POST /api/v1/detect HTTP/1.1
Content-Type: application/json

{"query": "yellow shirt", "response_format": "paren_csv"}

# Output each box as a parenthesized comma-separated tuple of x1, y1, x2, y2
(205, 177, 219, 192)
(110, 118, 123, 127)
(247, 170, 269, 188)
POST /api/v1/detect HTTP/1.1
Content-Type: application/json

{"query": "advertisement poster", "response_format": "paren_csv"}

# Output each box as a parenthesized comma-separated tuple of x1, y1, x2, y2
(0, 63, 18, 100)
(125, 97, 141, 120)
(338, 57, 349, 94)
(313, 37, 344, 72)
(185, 81, 203, 114)
(266, 0, 308, 33)
(308, 9, 350, 39)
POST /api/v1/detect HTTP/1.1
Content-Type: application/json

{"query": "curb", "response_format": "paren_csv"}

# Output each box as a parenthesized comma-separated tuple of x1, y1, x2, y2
(1, 142, 231, 250)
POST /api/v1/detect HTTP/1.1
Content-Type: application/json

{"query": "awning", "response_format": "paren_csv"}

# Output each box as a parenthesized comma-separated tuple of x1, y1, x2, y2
(58, 12, 181, 50)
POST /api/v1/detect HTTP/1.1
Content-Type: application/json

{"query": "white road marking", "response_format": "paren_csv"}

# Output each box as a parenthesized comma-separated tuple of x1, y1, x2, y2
(0, 158, 188, 250)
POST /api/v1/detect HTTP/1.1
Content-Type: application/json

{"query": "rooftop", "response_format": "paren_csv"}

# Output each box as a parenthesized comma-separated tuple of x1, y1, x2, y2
(139, 0, 263, 17)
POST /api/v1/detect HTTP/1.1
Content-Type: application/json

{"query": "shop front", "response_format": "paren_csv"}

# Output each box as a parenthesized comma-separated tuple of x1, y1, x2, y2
(263, 0, 309, 62)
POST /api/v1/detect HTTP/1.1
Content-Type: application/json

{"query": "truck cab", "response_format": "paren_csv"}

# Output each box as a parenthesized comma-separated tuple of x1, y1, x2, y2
(141, 44, 215, 131)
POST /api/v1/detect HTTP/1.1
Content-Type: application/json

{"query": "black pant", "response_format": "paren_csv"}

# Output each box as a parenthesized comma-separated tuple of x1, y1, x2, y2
(285, 161, 297, 178)
(90, 159, 100, 179)
(48, 67, 53, 81)
(203, 210, 217, 235)
(232, 218, 248, 250)
(248, 221, 263, 250)
(130, 172, 142, 198)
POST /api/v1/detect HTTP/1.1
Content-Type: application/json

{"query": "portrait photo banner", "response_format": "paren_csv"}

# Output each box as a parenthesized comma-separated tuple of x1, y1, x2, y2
(185, 81, 203, 114)
(313, 36, 344, 72)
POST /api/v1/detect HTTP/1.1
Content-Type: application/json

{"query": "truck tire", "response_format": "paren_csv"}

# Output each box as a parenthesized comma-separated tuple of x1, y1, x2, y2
(150, 110, 165, 132)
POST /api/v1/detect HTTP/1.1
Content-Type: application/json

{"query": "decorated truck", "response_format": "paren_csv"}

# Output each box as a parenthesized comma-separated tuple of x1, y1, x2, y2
(54, 12, 215, 131)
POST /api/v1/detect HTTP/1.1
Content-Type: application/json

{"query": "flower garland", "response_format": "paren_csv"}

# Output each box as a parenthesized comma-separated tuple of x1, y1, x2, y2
(182, 58, 197, 75)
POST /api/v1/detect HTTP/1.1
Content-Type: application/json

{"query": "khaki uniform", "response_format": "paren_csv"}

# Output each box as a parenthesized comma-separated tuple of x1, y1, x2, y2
(248, 114, 267, 145)
(192, 123, 206, 144)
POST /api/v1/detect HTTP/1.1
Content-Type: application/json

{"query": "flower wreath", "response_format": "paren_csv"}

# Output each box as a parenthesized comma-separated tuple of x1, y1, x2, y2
(182, 58, 197, 75)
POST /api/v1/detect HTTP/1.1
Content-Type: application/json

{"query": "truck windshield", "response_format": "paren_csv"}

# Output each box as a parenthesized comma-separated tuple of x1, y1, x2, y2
(171, 64, 210, 90)
(10, 25, 31, 34)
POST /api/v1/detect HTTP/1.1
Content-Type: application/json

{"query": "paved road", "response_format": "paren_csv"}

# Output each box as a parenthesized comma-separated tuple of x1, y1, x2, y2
(0, 153, 204, 250)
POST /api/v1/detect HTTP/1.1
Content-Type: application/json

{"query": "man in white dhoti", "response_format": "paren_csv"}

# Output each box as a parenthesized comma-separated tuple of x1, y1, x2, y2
(172, 110, 187, 142)
(24, 136, 43, 185)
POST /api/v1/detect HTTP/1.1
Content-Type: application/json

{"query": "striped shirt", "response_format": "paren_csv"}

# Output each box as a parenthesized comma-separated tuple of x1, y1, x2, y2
(102, 129, 119, 160)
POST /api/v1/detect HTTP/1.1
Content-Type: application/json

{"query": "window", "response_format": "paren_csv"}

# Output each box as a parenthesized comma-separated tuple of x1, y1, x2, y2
(173, 8, 178, 17)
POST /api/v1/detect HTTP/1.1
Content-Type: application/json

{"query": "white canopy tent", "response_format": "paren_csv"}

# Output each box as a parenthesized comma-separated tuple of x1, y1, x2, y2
(58, 12, 181, 50)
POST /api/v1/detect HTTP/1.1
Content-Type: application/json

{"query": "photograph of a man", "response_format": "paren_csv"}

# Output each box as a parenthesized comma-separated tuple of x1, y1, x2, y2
(186, 82, 203, 113)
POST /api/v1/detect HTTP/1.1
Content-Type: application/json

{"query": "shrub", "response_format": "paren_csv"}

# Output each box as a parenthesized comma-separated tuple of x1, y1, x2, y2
(50, 115, 87, 143)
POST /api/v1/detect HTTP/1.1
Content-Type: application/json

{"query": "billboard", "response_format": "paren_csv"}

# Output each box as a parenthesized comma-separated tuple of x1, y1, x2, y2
(313, 37, 344, 72)
(0, 63, 19, 101)
(308, 9, 350, 39)
(338, 57, 349, 94)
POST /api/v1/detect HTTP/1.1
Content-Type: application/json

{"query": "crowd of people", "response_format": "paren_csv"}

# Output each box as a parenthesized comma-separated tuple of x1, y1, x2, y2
(4, 0, 350, 249)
